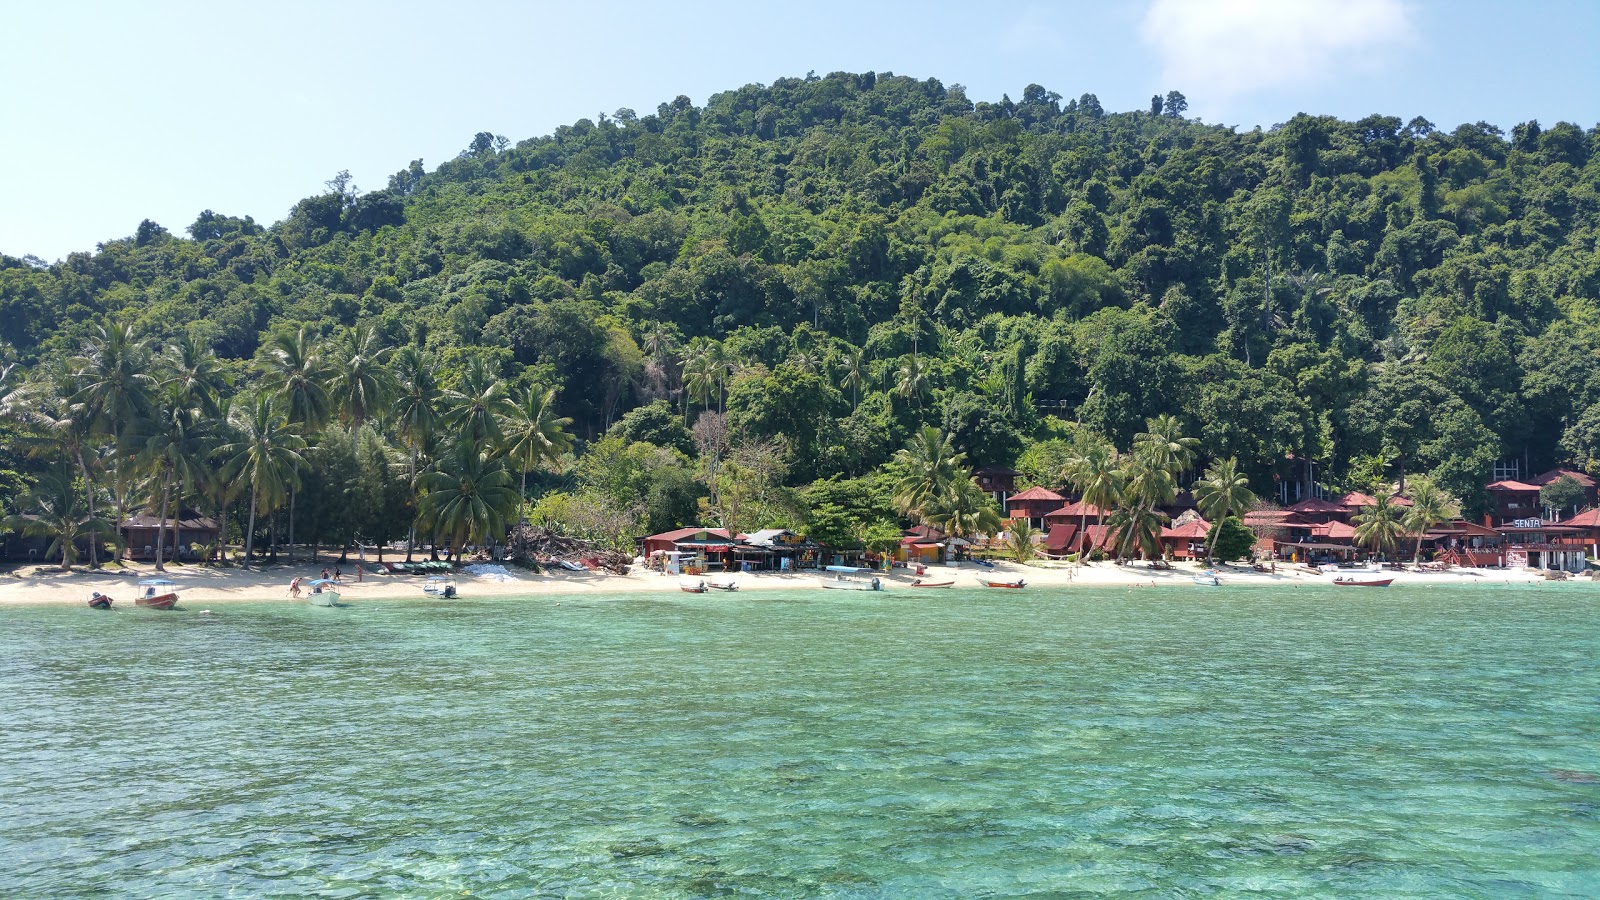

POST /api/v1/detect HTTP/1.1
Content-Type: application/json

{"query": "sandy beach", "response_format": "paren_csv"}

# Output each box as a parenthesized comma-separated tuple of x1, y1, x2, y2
(0, 555, 1560, 607)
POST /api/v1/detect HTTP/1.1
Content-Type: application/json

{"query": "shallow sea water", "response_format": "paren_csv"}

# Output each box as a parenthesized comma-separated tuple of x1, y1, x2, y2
(1, 583, 1597, 897)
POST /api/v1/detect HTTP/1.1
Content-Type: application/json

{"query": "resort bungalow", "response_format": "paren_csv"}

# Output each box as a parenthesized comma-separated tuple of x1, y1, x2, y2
(1421, 520, 1505, 567)
(740, 529, 823, 572)
(1530, 469, 1598, 513)
(899, 525, 947, 564)
(120, 510, 220, 562)
(1043, 499, 1110, 529)
(974, 465, 1020, 505)
(1494, 520, 1590, 572)
(1285, 496, 1350, 524)
(1005, 486, 1064, 529)
(1159, 518, 1210, 560)
(641, 527, 735, 573)
(1487, 480, 1544, 525)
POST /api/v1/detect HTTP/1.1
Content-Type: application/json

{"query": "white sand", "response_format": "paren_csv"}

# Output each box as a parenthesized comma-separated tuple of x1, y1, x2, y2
(0, 555, 1556, 607)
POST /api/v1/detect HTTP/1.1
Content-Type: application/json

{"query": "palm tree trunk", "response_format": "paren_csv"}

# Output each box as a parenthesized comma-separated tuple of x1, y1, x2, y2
(77, 446, 99, 568)
(405, 445, 418, 562)
(288, 486, 296, 563)
(1077, 511, 1088, 566)
(244, 491, 258, 565)
(153, 472, 172, 572)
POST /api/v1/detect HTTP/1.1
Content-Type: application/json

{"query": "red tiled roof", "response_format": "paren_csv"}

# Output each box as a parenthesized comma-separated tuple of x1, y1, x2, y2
(1486, 480, 1542, 492)
(1008, 486, 1065, 502)
(1562, 508, 1600, 528)
(1043, 524, 1078, 551)
(122, 510, 219, 530)
(1046, 500, 1110, 519)
(1311, 521, 1357, 540)
(1532, 469, 1596, 488)
(1162, 519, 1210, 540)
(1339, 491, 1412, 507)
(645, 527, 732, 543)
(1288, 497, 1346, 514)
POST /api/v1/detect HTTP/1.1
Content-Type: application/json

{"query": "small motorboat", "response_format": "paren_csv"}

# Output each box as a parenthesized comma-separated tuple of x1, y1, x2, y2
(818, 566, 883, 591)
(87, 591, 114, 609)
(679, 578, 708, 593)
(422, 575, 458, 598)
(306, 578, 342, 606)
(979, 577, 1026, 589)
(135, 579, 180, 609)
(1193, 571, 1221, 586)
(1334, 576, 1394, 587)
(706, 577, 739, 592)
(908, 579, 955, 588)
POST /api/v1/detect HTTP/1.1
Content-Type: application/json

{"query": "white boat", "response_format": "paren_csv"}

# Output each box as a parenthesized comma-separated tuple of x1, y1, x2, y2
(307, 578, 342, 606)
(1319, 563, 1381, 576)
(706, 577, 739, 592)
(422, 575, 458, 598)
(135, 579, 180, 609)
(818, 566, 882, 591)
(1193, 570, 1220, 586)
(679, 577, 707, 593)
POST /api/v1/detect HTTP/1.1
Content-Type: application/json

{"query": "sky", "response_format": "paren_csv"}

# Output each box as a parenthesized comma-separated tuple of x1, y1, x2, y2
(1, 0, 1595, 261)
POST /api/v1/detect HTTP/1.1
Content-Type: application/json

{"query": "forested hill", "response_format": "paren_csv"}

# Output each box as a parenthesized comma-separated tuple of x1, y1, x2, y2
(3, 71, 1599, 531)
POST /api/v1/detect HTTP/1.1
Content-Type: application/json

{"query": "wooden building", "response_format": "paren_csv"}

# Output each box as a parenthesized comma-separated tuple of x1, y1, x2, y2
(1005, 486, 1064, 529)
(120, 510, 219, 562)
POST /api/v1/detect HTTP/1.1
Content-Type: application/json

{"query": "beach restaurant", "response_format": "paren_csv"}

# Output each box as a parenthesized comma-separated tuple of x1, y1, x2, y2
(120, 509, 220, 562)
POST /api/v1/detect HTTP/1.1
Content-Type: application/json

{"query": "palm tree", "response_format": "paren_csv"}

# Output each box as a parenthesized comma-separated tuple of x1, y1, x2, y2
(1106, 503, 1169, 562)
(891, 426, 964, 525)
(71, 319, 155, 449)
(1134, 414, 1199, 480)
(259, 327, 333, 430)
(500, 384, 574, 514)
(1193, 457, 1256, 563)
(392, 347, 441, 561)
(681, 345, 717, 419)
(1402, 477, 1459, 564)
(840, 346, 865, 411)
(215, 395, 307, 565)
(895, 354, 929, 408)
(1353, 495, 1405, 559)
(1063, 439, 1121, 565)
(447, 354, 513, 449)
(3, 472, 117, 571)
(259, 327, 331, 559)
(418, 441, 521, 559)
(925, 478, 1003, 555)
(162, 333, 228, 419)
(326, 325, 396, 457)
(138, 387, 209, 571)
(1005, 518, 1040, 563)
(10, 360, 106, 565)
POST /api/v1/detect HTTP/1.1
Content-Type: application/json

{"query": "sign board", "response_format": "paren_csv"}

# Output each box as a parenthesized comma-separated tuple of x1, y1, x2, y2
(1512, 518, 1542, 528)
(1507, 549, 1528, 567)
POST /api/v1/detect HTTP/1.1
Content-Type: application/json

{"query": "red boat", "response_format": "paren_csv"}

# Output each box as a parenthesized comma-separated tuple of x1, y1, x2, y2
(908, 579, 955, 588)
(136, 579, 180, 609)
(88, 592, 114, 609)
(1333, 576, 1393, 587)
(979, 578, 1027, 589)
(678, 578, 707, 593)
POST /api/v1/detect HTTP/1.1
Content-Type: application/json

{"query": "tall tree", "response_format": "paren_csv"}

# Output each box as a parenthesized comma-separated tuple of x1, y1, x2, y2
(391, 346, 442, 561)
(215, 395, 307, 565)
(1192, 457, 1256, 564)
(1063, 438, 1121, 565)
(1353, 495, 1405, 559)
(1402, 477, 1459, 564)
(500, 384, 575, 515)
(3, 472, 117, 571)
(418, 441, 521, 559)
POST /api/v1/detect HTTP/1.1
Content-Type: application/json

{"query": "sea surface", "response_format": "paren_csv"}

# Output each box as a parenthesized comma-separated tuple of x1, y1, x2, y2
(1, 584, 1597, 897)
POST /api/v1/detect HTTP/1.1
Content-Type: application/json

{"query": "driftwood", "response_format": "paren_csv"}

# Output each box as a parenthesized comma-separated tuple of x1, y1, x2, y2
(506, 524, 631, 574)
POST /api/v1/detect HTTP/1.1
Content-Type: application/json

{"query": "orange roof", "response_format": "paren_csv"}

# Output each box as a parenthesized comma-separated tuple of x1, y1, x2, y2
(1487, 480, 1542, 492)
(1340, 491, 1412, 508)
(1532, 469, 1596, 488)
(1562, 508, 1600, 528)
(1161, 519, 1210, 540)
(1008, 486, 1065, 502)
(1288, 497, 1346, 514)
(1047, 500, 1110, 519)
(1043, 523, 1078, 551)
(1311, 521, 1357, 540)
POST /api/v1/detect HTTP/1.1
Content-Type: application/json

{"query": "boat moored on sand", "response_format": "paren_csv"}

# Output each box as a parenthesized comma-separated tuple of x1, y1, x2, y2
(1193, 570, 1221, 586)
(422, 575, 458, 598)
(679, 578, 708, 593)
(87, 591, 114, 609)
(705, 577, 739, 592)
(307, 578, 342, 606)
(1333, 576, 1394, 587)
(908, 579, 955, 588)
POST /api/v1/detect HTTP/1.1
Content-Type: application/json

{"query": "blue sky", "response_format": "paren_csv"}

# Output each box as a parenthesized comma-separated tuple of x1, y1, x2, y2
(1, 0, 1595, 261)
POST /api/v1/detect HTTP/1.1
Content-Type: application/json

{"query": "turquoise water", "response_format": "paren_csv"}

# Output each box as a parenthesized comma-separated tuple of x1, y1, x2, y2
(2, 585, 1597, 897)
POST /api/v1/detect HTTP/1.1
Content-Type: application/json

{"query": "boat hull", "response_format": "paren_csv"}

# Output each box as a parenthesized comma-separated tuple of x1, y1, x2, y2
(908, 580, 954, 588)
(980, 580, 1026, 589)
(87, 596, 113, 609)
(136, 593, 177, 610)
(706, 581, 739, 592)
(818, 576, 882, 591)
(308, 591, 341, 606)
(1334, 578, 1393, 587)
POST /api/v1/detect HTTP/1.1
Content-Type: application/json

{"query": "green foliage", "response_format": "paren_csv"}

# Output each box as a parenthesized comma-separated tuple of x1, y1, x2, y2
(1540, 475, 1586, 514)
(2, 73, 1595, 551)
(1208, 516, 1256, 563)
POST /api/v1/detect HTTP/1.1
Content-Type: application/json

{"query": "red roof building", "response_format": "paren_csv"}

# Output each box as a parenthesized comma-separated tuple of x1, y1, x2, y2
(1006, 486, 1066, 524)
(1044, 500, 1110, 523)
(1487, 480, 1543, 525)
(641, 527, 733, 557)
(1160, 518, 1210, 559)
(1530, 468, 1599, 512)
(1286, 496, 1349, 522)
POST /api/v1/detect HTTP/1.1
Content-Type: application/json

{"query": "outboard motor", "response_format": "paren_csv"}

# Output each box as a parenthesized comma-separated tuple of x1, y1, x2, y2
(444, 585, 456, 598)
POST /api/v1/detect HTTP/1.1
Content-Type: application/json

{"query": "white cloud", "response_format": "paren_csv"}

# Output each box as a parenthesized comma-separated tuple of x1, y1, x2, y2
(1141, 0, 1414, 113)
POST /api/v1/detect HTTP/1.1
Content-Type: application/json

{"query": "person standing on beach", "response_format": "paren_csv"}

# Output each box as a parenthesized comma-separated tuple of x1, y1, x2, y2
(334, 566, 343, 584)
(355, 563, 364, 583)
(321, 567, 330, 581)
(289, 577, 302, 598)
